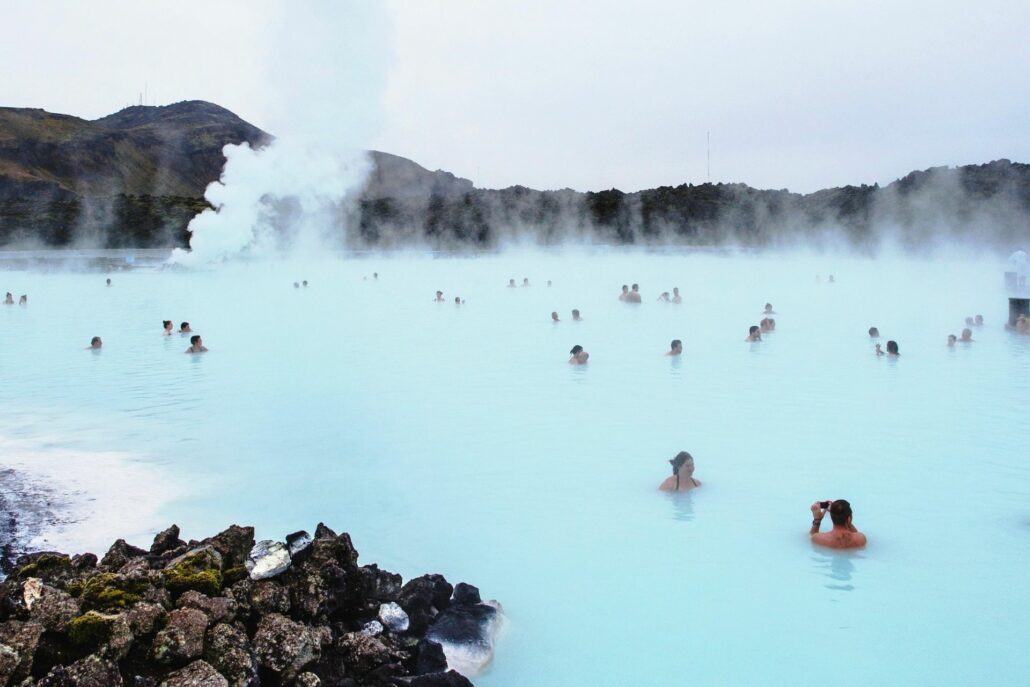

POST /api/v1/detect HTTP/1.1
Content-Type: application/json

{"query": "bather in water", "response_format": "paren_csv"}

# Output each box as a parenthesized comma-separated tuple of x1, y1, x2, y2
(185, 335, 209, 354)
(568, 345, 589, 365)
(886, 340, 899, 356)
(86, 336, 102, 350)
(809, 499, 866, 549)
(960, 328, 974, 342)
(659, 451, 700, 491)
(672, 287, 682, 304)
(162, 320, 173, 336)
(746, 325, 761, 342)
(666, 339, 682, 356)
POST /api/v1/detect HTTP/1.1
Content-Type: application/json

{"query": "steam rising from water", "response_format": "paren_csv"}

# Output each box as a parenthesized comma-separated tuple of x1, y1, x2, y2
(170, 2, 390, 265)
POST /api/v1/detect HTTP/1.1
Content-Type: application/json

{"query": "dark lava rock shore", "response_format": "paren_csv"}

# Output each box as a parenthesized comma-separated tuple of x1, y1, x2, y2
(0, 523, 500, 686)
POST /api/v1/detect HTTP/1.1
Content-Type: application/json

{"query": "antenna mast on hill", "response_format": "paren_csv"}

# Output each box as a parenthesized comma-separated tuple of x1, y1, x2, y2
(707, 131, 711, 183)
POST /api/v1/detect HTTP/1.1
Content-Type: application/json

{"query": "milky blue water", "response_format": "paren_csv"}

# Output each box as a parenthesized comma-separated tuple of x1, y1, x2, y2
(2, 249, 1029, 686)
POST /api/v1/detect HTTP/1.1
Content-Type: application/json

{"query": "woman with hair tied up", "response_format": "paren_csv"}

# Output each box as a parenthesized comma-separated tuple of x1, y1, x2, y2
(659, 451, 701, 492)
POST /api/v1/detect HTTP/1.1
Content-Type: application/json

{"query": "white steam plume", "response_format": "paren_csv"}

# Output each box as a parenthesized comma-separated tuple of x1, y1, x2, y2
(170, 1, 391, 264)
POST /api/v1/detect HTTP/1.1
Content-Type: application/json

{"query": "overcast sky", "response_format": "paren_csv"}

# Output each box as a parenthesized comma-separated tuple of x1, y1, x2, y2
(3, 0, 1029, 193)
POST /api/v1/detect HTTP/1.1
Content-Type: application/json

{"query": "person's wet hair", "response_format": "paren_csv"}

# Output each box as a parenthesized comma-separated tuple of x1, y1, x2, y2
(886, 340, 899, 355)
(868, 327, 879, 337)
(631, 283, 639, 290)
(190, 335, 201, 346)
(749, 325, 760, 336)
(671, 339, 681, 350)
(829, 500, 852, 527)
(572, 309, 580, 318)
(669, 451, 693, 490)
(569, 345, 583, 355)
(180, 322, 189, 330)
(90, 336, 101, 346)
(163, 320, 172, 329)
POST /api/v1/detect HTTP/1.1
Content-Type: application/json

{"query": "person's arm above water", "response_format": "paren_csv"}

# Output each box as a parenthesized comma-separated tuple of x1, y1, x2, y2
(809, 501, 827, 536)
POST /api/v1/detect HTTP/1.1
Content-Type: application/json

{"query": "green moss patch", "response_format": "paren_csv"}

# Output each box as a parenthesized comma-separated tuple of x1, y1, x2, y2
(16, 553, 72, 579)
(68, 611, 118, 648)
(163, 550, 223, 596)
(80, 573, 149, 611)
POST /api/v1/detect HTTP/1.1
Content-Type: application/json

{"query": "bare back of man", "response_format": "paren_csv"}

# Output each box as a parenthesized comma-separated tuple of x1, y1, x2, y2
(809, 500, 866, 549)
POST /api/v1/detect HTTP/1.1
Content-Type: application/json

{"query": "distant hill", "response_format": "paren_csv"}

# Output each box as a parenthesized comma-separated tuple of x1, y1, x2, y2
(1, 101, 1029, 251)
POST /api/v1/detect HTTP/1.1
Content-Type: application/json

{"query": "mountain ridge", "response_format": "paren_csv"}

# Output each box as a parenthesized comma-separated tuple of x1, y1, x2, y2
(1, 101, 1028, 251)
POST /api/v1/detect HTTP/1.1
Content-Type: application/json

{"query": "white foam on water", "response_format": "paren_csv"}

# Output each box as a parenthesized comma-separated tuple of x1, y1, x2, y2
(0, 435, 185, 555)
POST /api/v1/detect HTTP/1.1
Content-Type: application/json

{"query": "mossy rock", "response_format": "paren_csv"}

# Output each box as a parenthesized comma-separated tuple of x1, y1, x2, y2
(65, 580, 85, 597)
(16, 553, 72, 579)
(80, 573, 150, 611)
(163, 547, 223, 597)
(68, 610, 118, 649)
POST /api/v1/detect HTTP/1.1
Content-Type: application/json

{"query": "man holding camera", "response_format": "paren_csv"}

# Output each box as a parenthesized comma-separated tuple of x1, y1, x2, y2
(809, 500, 867, 549)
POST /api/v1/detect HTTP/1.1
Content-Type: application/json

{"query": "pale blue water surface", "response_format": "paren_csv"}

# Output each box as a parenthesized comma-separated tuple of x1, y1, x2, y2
(1, 248, 1029, 686)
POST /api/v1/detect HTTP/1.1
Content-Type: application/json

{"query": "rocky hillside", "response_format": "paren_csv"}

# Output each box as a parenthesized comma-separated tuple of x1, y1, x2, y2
(2, 101, 1029, 251)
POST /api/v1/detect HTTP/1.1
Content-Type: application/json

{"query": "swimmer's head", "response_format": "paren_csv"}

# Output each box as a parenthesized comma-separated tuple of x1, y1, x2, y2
(90, 336, 102, 348)
(670, 339, 682, 353)
(669, 451, 693, 476)
(868, 327, 880, 337)
(569, 345, 583, 355)
(180, 322, 189, 330)
(631, 283, 639, 291)
(975, 314, 983, 325)
(621, 285, 628, 292)
(373, 272, 378, 279)
(455, 297, 461, 304)
(106, 278, 111, 285)
(509, 279, 515, 286)
(829, 499, 852, 527)
(163, 320, 172, 330)
(523, 278, 529, 285)
(673, 287, 679, 294)
(293, 282, 299, 288)
(572, 309, 581, 319)
(764, 302, 772, 311)
(749, 325, 760, 336)
(547, 280, 552, 287)
(948, 334, 957, 345)
(551, 311, 559, 321)
(886, 340, 899, 355)
(961, 328, 972, 339)
(436, 290, 443, 297)
(302, 280, 308, 287)
(190, 335, 201, 346)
